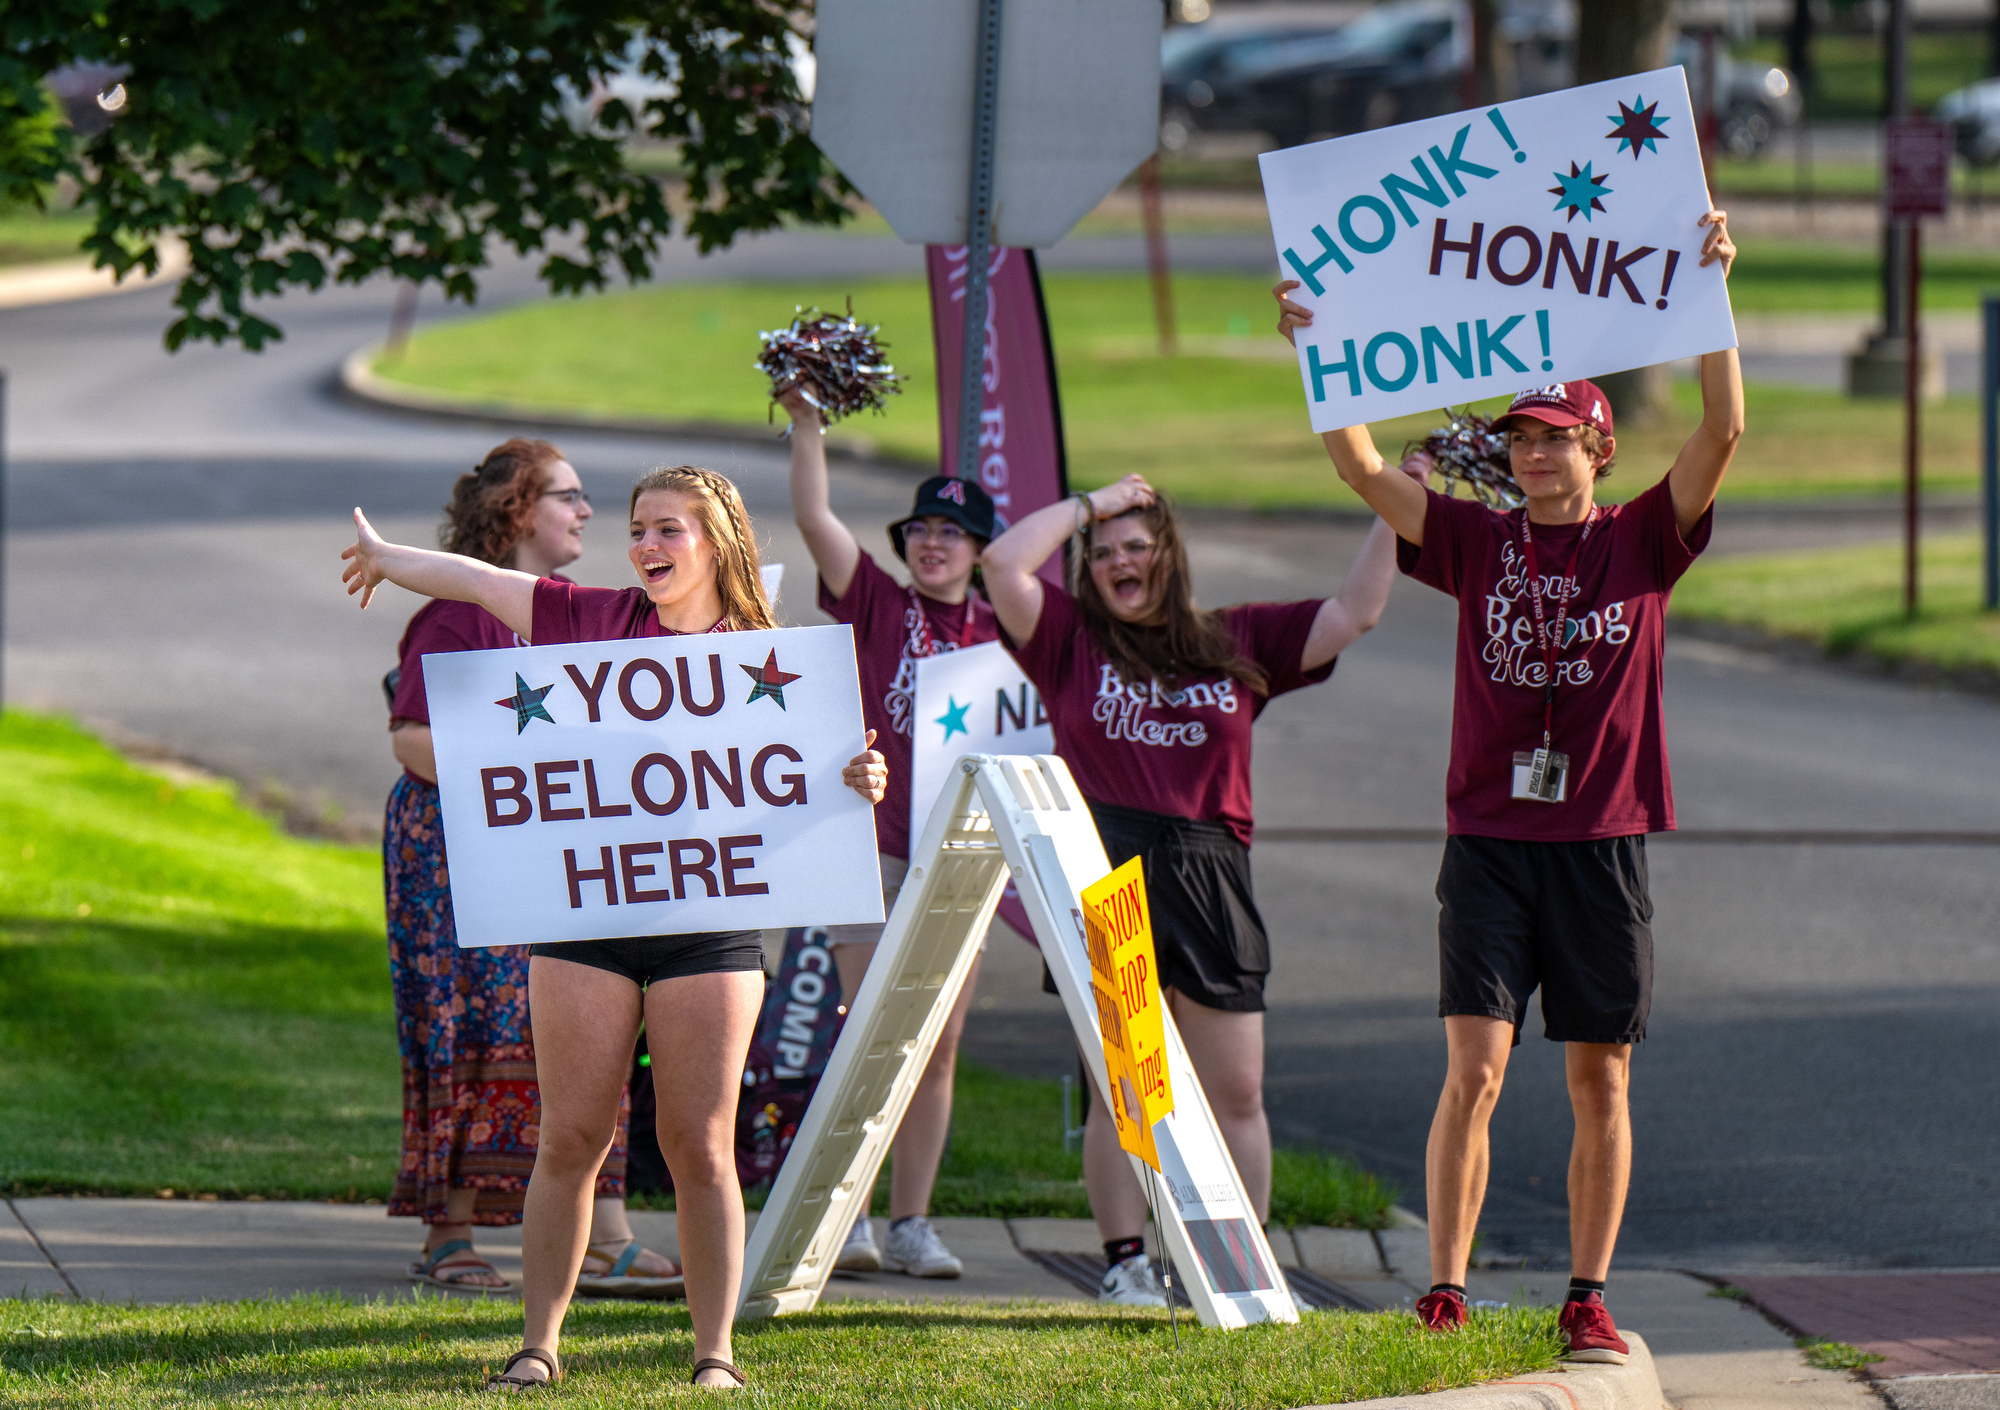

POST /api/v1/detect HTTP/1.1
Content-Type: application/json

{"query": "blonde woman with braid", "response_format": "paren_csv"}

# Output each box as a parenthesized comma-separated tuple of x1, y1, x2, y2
(342, 466, 889, 1394)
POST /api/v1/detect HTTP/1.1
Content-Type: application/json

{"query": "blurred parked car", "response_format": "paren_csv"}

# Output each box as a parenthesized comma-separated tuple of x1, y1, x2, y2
(1936, 77, 2000, 167)
(1671, 37, 1801, 157)
(1230, 0, 1470, 148)
(1159, 7, 1360, 151)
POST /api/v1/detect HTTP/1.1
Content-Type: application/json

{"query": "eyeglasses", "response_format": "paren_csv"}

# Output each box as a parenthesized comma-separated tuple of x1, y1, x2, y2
(901, 521, 968, 547)
(1088, 536, 1156, 566)
(542, 489, 591, 507)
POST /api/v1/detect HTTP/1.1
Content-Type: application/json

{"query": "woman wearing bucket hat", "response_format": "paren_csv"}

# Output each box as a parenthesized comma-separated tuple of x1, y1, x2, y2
(780, 387, 1001, 1279)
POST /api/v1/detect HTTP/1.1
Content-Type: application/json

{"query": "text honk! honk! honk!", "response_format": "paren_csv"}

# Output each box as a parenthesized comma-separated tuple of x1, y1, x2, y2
(1260, 65, 1736, 432)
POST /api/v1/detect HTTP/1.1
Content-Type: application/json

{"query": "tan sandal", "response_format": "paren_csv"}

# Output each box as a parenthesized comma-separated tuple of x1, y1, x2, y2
(410, 1239, 510, 1293)
(691, 1357, 746, 1388)
(484, 1347, 559, 1392)
(574, 1236, 685, 1299)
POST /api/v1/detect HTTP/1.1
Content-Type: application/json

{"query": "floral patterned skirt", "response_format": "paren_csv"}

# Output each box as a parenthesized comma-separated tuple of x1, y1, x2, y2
(384, 773, 627, 1225)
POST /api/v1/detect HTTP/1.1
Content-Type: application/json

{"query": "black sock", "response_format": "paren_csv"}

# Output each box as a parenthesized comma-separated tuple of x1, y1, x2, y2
(1567, 1277, 1605, 1305)
(1428, 1282, 1466, 1299)
(889, 1216, 921, 1234)
(1105, 1237, 1145, 1266)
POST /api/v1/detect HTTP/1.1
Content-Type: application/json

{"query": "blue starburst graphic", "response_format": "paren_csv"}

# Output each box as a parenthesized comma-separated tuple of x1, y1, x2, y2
(1548, 161, 1613, 222)
(935, 696, 970, 742)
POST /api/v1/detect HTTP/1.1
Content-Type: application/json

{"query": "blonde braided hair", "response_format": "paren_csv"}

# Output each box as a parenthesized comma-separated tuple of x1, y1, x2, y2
(627, 465, 777, 631)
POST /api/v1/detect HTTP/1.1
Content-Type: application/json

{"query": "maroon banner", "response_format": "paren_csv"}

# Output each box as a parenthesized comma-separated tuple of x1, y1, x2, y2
(929, 245, 1067, 941)
(927, 244, 1069, 586)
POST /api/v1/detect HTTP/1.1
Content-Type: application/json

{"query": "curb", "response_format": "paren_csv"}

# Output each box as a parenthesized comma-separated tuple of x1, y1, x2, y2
(1669, 614, 2000, 701)
(0, 239, 189, 310)
(335, 343, 941, 475)
(1327, 1333, 1662, 1410)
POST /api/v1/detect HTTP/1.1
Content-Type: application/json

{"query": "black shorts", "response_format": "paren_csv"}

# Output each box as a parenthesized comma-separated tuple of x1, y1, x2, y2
(1043, 801, 1270, 1013)
(1436, 835, 1653, 1045)
(529, 930, 765, 988)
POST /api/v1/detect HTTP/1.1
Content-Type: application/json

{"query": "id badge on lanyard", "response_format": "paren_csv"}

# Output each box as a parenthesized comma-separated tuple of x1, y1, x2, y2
(1509, 509, 1594, 804)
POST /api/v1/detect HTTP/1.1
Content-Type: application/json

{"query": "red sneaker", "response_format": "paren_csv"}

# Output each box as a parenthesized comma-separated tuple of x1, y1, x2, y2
(1415, 1288, 1468, 1331)
(1559, 1298, 1630, 1364)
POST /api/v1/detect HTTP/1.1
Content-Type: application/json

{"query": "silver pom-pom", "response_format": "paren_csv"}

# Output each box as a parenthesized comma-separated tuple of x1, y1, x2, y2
(1408, 410, 1523, 510)
(756, 301, 902, 427)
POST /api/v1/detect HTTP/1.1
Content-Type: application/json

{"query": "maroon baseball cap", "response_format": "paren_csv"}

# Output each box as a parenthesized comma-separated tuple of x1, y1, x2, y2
(1495, 380, 1613, 438)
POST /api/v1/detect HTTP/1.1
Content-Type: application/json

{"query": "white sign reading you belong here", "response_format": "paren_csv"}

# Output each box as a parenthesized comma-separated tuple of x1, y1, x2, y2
(1261, 66, 1736, 432)
(910, 642, 1053, 843)
(424, 625, 883, 948)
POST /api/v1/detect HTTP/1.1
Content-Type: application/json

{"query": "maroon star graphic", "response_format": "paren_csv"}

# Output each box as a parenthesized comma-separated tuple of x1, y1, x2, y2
(1606, 96, 1671, 160)
(740, 650, 803, 709)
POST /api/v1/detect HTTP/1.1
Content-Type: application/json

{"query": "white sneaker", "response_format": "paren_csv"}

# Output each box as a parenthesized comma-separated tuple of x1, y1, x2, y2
(835, 1215, 880, 1273)
(1098, 1254, 1167, 1306)
(881, 1216, 963, 1279)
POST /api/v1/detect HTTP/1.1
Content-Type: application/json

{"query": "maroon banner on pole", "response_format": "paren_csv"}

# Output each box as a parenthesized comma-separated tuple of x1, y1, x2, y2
(928, 244, 1067, 940)
(927, 244, 1069, 586)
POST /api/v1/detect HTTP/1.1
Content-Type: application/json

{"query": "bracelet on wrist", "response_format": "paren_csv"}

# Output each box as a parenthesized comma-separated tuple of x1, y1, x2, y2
(1073, 492, 1093, 536)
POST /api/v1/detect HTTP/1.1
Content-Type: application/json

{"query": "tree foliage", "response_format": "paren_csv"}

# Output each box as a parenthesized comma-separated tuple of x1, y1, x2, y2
(0, 2, 848, 348)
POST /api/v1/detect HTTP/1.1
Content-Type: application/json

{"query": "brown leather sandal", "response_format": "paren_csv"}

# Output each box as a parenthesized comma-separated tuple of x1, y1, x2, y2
(485, 1347, 560, 1392)
(690, 1357, 747, 1388)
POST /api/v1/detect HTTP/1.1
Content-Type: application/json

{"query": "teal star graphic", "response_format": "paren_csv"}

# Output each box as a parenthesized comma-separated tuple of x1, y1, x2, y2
(740, 649, 803, 709)
(494, 673, 556, 733)
(935, 696, 971, 742)
(1548, 161, 1612, 222)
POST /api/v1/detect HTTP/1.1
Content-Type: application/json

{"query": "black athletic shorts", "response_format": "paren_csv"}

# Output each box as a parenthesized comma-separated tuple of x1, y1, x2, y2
(529, 930, 765, 987)
(1042, 800, 1270, 1013)
(1436, 835, 1653, 1045)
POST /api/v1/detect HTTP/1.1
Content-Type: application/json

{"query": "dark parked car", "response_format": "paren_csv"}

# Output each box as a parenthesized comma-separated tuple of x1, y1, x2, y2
(1936, 77, 2000, 167)
(1159, 9, 1359, 151)
(1670, 37, 1801, 157)
(1230, 0, 1468, 148)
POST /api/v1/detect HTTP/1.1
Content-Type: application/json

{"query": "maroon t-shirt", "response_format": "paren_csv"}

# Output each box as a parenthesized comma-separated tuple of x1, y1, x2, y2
(531, 580, 712, 645)
(1397, 473, 1711, 842)
(818, 551, 999, 860)
(391, 596, 539, 725)
(1000, 585, 1332, 846)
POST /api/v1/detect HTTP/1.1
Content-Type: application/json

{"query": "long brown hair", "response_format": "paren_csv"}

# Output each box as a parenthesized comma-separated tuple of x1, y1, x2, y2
(627, 465, 778, 631)
(1073, 493, 1266, 694)
(440, 439, 566, 565)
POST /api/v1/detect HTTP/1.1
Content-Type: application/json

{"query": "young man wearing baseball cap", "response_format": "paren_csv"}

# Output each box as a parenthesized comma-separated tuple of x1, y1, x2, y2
(1275, 210, 1740, 1360)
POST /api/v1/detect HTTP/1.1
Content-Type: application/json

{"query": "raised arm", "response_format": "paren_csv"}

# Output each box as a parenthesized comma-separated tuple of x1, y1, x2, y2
(1273, 281, 1429, 545)
(1299, 454, 1432, 671)
(341, 508, 539, 638)
(781, 388, 863, 598)
(981, 474, 1155, 645)
(1667, 212, 1743, 536)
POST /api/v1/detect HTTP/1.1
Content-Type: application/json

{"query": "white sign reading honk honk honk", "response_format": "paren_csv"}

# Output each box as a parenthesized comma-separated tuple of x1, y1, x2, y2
(1261, 66, 1737, 431)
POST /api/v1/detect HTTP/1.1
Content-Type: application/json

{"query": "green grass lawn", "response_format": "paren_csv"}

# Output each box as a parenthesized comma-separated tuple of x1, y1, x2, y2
(374, 261, 1995, 509)
(0, 1294, 1563, 1407)
(0, 207, 92, 267)
(1674, 531, 2000, 675)
(0, 710, 1393, 1225)
(1734, 31, 1991, 124)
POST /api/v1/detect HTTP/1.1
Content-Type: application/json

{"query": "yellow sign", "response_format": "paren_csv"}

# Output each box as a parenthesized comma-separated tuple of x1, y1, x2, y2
(1080, 856, 1173, 1169)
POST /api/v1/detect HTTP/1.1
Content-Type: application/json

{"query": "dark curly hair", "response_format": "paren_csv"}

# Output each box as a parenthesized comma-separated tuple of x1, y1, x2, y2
(439, 439, 567, 565)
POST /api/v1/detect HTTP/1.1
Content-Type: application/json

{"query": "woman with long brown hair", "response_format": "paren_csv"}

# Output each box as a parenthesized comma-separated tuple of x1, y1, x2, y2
(346, 464, 888, 1391)
(385, 439, 676, 1296)
(980, 470, 1419, 1303)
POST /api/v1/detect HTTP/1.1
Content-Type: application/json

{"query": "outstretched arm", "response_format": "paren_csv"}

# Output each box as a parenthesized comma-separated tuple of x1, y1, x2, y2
(781, 388, 864, 598)
(980, 474, 1155, 646)
(1300, 454, 1432, 671)
(1667, 211, 1744, 536)
(1274, 281, 1429, 545)
(341, 508, 539, 638)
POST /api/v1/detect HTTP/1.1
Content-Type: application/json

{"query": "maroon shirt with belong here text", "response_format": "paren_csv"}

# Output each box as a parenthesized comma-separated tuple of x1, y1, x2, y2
(1397, 472, 1711, 842)
(1000, 584, 1332, 846)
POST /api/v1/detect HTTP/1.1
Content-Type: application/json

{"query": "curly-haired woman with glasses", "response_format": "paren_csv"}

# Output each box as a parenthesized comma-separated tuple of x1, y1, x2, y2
(383, 440, 677, 1297)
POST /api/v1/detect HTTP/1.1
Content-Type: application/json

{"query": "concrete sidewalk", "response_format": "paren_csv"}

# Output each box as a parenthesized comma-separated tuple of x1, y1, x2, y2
(4, 1197, 1897, 1408)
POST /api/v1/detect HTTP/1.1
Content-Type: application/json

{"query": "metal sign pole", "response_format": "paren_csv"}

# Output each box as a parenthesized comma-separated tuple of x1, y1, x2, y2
(1904, 219, 1921, 617)
(1, 369, 8, 719)
(955, 0, 1004, 483)
(1983, 294, 1999, 611)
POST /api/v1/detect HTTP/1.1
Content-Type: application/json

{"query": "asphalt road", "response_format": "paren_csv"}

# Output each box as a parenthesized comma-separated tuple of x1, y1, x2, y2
(4, 229, 1996, 1272)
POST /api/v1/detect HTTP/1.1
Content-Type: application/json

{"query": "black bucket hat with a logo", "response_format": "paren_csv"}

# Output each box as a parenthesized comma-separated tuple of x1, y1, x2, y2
(887, 476, 1001, 562)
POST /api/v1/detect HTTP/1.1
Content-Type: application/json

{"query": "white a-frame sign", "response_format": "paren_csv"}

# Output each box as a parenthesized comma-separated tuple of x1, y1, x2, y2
(738, 754, 1298, 1328)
